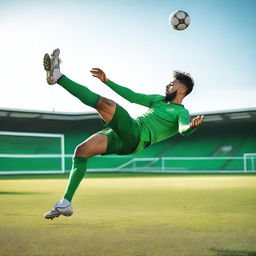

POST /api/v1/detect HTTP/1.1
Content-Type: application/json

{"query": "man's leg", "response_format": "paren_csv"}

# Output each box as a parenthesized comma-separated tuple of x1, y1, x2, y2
(57, 76, 101, 108)
(57, 75, 117, 123)
(63, 133, 108, 202)
(44, 133, 108, 219)
(43, 48, 116, 123)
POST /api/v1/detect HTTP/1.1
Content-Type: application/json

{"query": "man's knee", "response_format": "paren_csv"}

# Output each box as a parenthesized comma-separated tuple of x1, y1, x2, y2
(74, 134, 108, 158)
(96, 97, 116, 111)
(95, 97, 116, 123)
(74, 142, 94, 158)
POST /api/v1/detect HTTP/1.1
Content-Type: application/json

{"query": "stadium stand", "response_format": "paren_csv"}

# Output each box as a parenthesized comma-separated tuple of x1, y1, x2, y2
(0, 108, 255, 173)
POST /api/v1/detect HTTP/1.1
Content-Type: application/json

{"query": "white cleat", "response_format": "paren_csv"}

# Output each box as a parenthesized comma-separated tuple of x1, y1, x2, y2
(44, 201, 73, 220)
(43, 48, 63, 85)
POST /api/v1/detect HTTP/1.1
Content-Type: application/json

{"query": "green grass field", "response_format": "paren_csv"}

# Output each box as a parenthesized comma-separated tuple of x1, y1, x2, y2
(1, 174, 256, 256)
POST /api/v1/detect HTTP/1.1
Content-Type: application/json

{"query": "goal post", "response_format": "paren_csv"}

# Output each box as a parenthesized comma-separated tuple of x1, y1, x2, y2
(0, 131, 65, 175)
(243, 153, 256, 173)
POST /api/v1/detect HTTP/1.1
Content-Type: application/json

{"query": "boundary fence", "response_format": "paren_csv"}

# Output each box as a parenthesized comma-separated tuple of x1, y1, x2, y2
(0, 154, 255, 175)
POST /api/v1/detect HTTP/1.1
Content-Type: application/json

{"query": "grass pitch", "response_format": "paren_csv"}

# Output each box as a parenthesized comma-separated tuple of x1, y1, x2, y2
(0, 174, 256, 256)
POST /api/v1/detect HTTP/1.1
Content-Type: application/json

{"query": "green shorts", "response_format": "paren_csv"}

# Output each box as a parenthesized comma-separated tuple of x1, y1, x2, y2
(97, 104, 141, 155)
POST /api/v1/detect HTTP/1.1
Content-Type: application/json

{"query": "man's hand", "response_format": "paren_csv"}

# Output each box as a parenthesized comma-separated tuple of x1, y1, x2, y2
(190, 115, 204, 129)
(90, 68, 108, 83)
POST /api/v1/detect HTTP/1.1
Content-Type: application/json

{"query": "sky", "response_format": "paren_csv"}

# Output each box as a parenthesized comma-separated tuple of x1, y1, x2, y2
(0, 0, 255, 117)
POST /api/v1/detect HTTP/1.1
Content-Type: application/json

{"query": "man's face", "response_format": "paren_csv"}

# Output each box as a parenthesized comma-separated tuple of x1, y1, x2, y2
(165, 79, 177, 94)
(165, 79, 180, 101)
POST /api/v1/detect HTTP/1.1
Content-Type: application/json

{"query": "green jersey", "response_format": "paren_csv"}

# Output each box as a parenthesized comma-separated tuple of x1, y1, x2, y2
(106, 79, 195, 153)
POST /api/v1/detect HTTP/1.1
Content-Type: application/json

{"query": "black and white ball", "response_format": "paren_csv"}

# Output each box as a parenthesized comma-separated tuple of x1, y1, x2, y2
(169, 10, 190, 31)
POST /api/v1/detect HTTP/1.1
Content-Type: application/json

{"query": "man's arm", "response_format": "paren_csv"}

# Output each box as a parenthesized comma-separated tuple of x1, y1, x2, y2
(178, 110, 204, 136)
(90, 68, 163, 107)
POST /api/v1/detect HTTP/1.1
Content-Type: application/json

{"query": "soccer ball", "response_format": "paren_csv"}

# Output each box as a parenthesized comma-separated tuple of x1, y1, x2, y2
(169, 10, 190, 31)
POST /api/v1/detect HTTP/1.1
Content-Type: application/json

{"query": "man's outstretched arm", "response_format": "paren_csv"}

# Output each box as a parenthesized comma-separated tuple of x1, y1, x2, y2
(90, 68, 162, 107)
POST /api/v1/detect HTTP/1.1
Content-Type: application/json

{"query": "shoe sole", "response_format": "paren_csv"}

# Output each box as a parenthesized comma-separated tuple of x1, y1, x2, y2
(43, 53, 51, 71)
(43, 48, 60, 85)
(43, 53, 54, 85)
(44, 213, 72, 220)
(63, 212, 73, 217)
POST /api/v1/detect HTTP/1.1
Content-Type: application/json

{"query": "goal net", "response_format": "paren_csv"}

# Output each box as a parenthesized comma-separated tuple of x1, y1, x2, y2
(0, 131, 65, 175)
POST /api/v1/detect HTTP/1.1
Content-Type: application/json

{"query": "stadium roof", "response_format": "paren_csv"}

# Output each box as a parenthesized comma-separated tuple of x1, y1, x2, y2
(0, 107, 256, 122)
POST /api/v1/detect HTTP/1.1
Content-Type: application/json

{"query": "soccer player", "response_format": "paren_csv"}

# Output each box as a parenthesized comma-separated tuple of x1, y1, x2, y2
(43, 49, 204, 219)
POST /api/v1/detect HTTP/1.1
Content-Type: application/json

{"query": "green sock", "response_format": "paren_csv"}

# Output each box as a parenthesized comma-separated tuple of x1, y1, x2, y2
(58, 76, 100, 107)
(63, 157, 87, 202)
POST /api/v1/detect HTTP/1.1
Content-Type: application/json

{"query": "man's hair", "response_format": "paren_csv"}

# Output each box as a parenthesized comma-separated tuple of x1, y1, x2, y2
(173, 71, 194, 95)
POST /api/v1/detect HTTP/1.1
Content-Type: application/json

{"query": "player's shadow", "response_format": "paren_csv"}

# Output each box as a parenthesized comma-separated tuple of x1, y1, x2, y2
(210, 248, 256, 256)
(0, 191, 44, 195)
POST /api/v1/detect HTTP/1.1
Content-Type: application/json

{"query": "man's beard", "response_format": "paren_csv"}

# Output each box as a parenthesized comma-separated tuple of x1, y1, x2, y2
(165, 90, 177, 102)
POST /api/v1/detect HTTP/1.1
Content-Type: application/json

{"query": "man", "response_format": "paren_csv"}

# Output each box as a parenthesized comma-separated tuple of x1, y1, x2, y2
(43, 48, 204, 219)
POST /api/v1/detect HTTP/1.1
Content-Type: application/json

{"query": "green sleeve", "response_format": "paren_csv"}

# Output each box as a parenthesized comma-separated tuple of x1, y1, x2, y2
(178, 109, 195, 136)
(106, 79, 163, 107)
